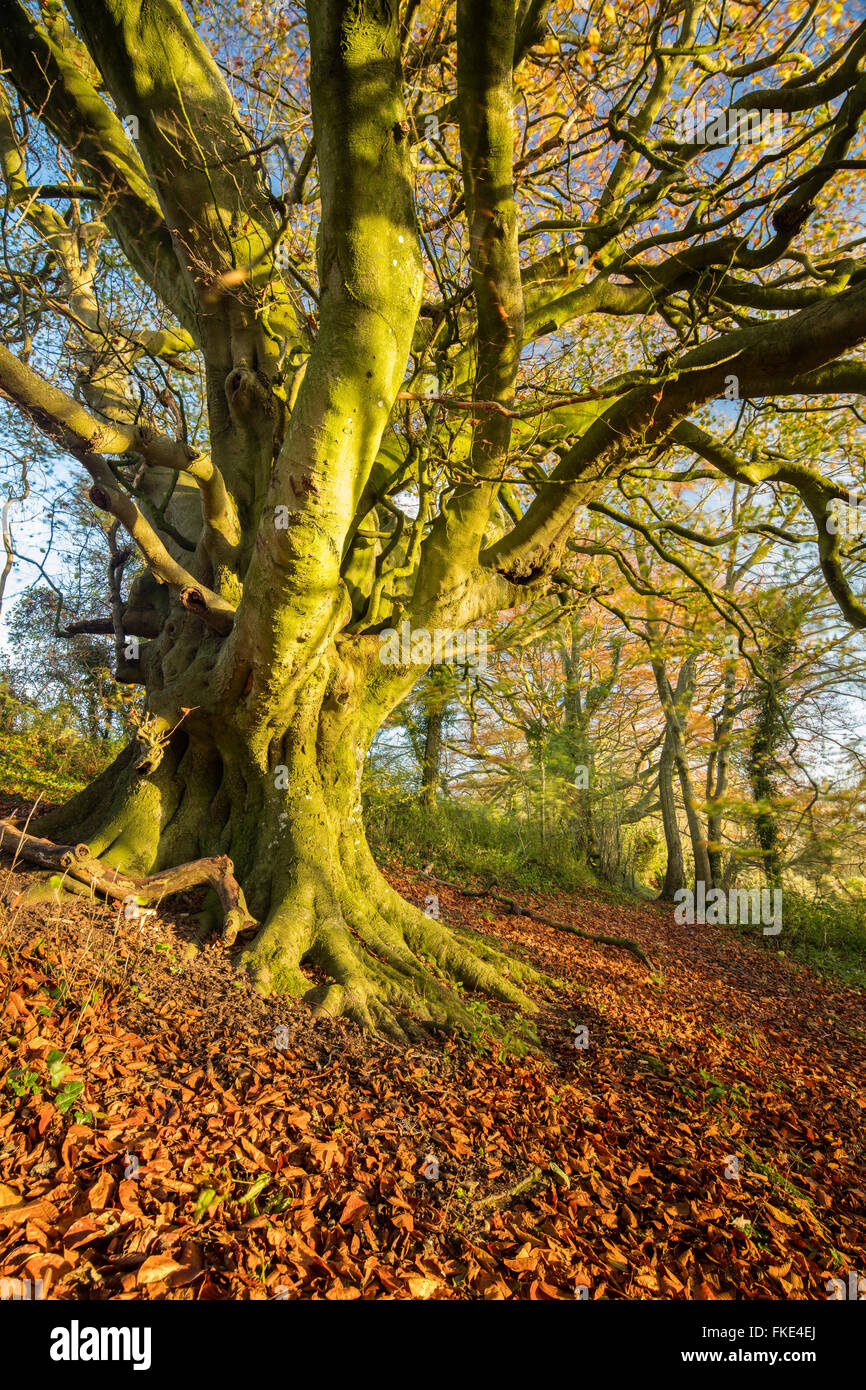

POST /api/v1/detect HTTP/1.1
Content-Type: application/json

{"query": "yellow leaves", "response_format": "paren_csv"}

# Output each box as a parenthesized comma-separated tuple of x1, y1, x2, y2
(764, 1203, 798, 1227)
(406, 1276, 442, 1299)
(504, 1244, 540, 1273)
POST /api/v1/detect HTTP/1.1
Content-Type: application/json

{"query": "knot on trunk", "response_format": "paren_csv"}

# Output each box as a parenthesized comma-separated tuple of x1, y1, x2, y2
(289, 471, 320, 498)
(180, 586, 209, 617)
(225, 363, 271, 420)
(88, 484, 113, 512)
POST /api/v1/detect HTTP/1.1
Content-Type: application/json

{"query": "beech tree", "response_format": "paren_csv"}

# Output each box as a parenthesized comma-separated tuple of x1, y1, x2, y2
(1, 0, 865, 1034)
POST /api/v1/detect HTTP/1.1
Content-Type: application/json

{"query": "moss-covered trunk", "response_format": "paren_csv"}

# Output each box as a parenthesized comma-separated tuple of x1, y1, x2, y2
(1, 0, 545, 1036)
(35, 649, 536, 1038)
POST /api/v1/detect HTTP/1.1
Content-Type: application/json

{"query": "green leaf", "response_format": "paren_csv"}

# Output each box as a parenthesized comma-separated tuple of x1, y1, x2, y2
(55, 1081, 84, 1113)
(46, 1050, 71, 1087)
(194, 1187, 223, 1221)
(5, 1067, 41, 1098)
(240, 1174, 270, 1205)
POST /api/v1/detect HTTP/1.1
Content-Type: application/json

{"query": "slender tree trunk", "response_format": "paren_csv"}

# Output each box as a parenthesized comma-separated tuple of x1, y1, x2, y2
(420, 702, 444, 807)
(707, 662, 736, 885)
(673, 734, 714, 892)
(750, 714, 784, 889)
(748, 628, 797, 889)
(650, 653, 713, 893)
(639, 540, 713, 895)
(658, 722, 685, 900)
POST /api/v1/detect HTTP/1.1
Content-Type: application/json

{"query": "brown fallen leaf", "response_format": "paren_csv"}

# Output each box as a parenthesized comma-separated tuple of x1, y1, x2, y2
(117, 1179, 143, 1215)
(339, 1193, 370, 1225)
(87, 1170, 115, 1211)
(135, 1248, 201, 1290)
(0, 1199, 58, 1228)
(765, 1204, 797, 1227)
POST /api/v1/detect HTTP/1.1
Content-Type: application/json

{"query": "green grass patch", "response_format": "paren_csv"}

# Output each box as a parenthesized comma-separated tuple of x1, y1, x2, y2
(0, 701, 120, 802)
(363, 785, 597, 895)
(775, 891, 866, 988)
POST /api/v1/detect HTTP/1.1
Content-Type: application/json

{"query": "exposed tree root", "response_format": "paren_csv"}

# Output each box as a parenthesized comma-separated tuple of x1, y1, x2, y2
(426, 872, 656, 968)
(0, 818, 555, 1040)
(0, 818, 255, 941)
(238, 856, 549, 1042)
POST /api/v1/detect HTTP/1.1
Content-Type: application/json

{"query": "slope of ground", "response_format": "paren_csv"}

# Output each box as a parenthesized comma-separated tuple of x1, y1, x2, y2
(0, 813, 863, 1301)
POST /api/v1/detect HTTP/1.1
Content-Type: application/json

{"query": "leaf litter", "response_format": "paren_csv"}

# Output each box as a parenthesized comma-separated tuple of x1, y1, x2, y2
(0, 835, 863, 1301)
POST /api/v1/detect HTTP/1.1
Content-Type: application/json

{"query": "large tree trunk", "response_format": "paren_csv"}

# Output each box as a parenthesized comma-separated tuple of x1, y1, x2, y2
(9, 0, 862, 1038)
(0, 0, 544, 1038)
(34, 645, 535, 1037)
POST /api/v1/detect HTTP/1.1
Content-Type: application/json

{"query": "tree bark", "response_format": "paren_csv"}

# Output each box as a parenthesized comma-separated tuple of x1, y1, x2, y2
(650, 653, 714, 893)
(658, 722, 685, 901)
(707, 660, 737, 886)
(33, 652, 536, 1038)
(3, 0, 866, 1039)
(420, 700, 445, 807)
(673, 730, 714, 893)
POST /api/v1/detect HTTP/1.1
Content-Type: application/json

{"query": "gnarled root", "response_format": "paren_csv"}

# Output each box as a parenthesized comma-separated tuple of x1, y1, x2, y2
(0, 816, 551, 1040)
(239, 848, 551, 1042)
(0, 818, 255, 941)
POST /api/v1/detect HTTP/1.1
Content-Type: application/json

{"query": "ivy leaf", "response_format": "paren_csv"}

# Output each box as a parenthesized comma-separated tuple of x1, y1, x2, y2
(55, 1081, 84, 1114)
(46, 1049, 70, 1088)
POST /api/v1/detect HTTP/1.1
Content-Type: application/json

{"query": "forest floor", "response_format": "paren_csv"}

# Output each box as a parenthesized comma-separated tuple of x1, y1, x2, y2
(0, 800, 864, 1301)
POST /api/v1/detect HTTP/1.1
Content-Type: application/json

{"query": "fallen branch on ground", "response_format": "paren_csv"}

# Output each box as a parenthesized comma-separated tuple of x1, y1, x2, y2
(0, 818, 255, 943)
(425, 871, 655, 967)
(474, 1167, 546, 1210)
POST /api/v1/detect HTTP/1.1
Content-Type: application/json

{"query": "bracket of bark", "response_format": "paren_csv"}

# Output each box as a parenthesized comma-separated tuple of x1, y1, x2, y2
(0, 820, 255, 943)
